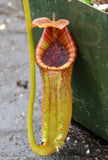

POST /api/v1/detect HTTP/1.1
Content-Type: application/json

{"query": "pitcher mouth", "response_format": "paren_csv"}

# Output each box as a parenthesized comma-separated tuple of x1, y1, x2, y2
(35, 27, 77, 71)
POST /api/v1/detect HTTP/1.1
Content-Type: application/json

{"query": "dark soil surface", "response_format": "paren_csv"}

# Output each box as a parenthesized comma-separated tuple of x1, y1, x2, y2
(0, 0, 108, 159)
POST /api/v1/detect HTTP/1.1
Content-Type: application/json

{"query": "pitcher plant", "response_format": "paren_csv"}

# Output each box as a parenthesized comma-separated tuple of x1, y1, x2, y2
(23, 0, 77, 156)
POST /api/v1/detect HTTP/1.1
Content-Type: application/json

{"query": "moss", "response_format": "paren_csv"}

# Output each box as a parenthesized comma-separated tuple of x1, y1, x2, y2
(81, 0, 93, 4)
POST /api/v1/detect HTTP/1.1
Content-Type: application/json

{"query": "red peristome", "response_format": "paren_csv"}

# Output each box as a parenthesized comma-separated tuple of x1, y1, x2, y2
(35, 27, 77, 71)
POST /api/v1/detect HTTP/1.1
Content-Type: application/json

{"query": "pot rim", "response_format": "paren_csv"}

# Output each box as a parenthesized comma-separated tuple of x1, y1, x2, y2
(78, 0, 108, 15)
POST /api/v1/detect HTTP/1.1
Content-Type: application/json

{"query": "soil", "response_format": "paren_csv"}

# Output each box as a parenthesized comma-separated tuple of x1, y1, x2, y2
(97, 0, 108, 4)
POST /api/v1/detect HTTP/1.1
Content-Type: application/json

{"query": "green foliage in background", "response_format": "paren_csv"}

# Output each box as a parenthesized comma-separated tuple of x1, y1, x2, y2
(81, 0, 93, 4)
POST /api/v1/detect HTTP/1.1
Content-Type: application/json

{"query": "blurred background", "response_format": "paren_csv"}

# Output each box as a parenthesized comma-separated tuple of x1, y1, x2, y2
(0, 0, 108, 159)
